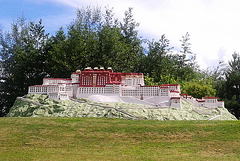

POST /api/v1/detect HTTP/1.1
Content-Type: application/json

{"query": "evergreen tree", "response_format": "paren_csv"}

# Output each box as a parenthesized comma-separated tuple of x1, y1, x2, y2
(177, 32, 197, 80)
(0, 17, 49, 116)
(143, 35, 172, 82)
(220, 52, 240, 118)
(47, 6, 143, 74)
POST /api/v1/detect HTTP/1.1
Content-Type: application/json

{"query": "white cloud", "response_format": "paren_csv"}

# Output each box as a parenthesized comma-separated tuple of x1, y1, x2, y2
(33, 0, 240, 69)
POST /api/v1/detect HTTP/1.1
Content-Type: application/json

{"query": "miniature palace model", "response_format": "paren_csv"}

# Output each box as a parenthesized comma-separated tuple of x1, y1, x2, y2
(28, 67, 224, 109)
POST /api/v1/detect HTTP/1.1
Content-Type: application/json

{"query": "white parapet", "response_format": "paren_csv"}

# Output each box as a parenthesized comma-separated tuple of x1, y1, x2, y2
(170, 97, 182, 109)
(217, 101, 224, 108)
(48, 93, 59, 100)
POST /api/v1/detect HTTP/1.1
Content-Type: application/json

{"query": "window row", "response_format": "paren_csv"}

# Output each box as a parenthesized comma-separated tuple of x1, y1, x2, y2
(78, 87, 105, 94)
(122, 90, 159, 96)
(29, 87, 47, 93)
(205, 99, 217, 103)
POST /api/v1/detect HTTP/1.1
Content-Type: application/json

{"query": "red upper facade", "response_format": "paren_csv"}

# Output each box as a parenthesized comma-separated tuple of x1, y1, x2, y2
(76, 67, 143, 87)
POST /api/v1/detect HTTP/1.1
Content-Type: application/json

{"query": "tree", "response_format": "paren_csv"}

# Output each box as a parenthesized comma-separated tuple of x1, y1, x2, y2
(120, 8, 140, 44)
(0, 17, 49, 116)
(119, 7, 143, 72)
(174, 32, 197, 80)
(180, 32, 192, 55)
(221, 52, 240, 118)
(47, 6, 143, 75)
(181, 78, 216, 99)
(180, 32, 196, 66)
(142, 35, 172, 82)
(141, 33, 200, 85)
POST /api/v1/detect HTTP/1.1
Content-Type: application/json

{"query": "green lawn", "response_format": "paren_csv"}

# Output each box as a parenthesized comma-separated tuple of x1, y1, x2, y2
(0, 117, 239, 161)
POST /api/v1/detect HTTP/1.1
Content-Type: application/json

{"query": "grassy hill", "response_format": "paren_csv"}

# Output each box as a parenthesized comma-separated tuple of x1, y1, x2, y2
(7, 94, 237, 120)
(0, 117, 239, 161)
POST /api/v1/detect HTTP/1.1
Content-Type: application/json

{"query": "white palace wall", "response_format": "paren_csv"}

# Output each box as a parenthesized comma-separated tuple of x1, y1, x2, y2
(30, 68, 228, 109)
(182, 95, 224, 108)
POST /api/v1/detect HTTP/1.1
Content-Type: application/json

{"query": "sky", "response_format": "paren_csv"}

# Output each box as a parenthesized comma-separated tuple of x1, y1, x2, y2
(1, 0, 240, 70)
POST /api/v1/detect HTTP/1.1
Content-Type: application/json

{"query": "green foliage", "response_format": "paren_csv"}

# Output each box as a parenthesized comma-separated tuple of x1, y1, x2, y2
(180, 32, 197, 69)
(144, 74, 157, 85)
(0, 17, 49, 116)
(224, 96, 240, 119)
(180, 32, 192, 55)
(160, 74, 178, 84)
(181, 79, 216, 99)
(141, 35, 172, 82)
(47, 6, 143, 76)
(215, 52, 240, 118)
(140, 33, 198, 84)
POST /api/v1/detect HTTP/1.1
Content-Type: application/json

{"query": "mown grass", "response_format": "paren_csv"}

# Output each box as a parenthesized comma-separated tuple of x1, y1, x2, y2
(0, 117, 239, 161)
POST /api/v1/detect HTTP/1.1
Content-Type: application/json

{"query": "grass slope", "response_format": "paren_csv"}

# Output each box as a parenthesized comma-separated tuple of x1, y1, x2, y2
(0, 117, 239, 161)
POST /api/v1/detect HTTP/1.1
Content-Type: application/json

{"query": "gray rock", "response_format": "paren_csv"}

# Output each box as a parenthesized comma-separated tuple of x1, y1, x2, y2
(7, 94, 237, 120)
